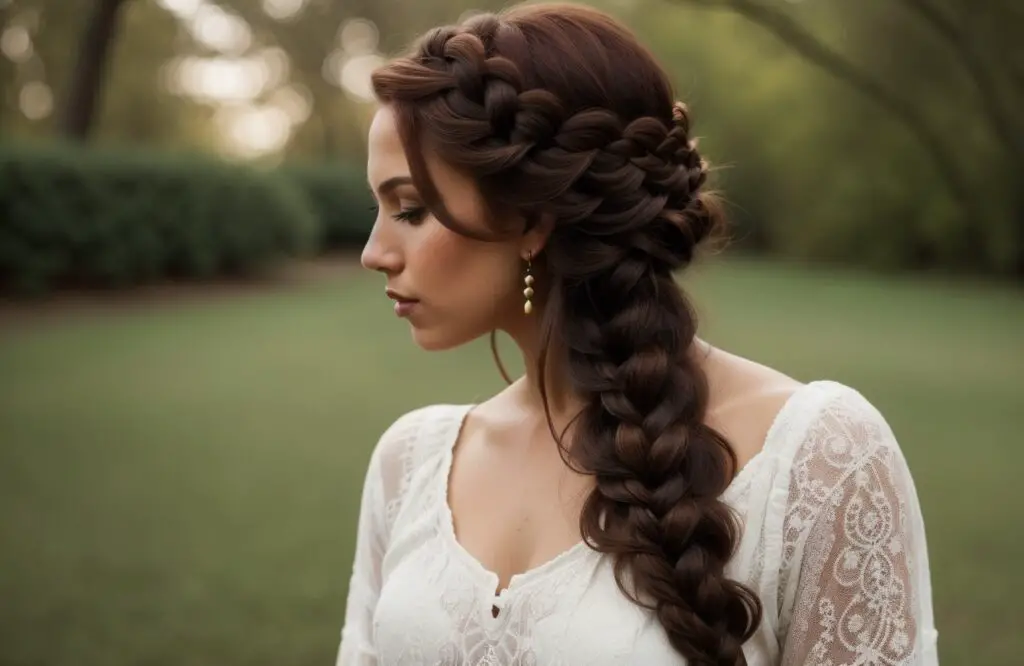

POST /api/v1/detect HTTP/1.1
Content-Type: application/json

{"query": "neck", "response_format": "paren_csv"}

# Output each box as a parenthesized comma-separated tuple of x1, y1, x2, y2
(501, 319, 584, 422)
(503, 324, 716, 417)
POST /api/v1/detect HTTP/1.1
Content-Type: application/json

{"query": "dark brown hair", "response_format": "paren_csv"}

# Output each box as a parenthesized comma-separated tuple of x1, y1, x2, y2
(372, 3, 762, 663)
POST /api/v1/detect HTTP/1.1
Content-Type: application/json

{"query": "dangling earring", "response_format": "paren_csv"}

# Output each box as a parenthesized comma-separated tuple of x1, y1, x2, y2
(523, 252, 535, 315)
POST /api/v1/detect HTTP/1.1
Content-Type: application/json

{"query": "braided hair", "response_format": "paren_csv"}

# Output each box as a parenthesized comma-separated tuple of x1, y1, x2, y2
(372, 4, 762, 663)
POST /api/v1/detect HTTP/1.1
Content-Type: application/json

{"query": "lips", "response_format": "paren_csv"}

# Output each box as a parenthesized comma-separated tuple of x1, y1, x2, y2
(385, 288, 419, 318)
(385, 287, 415, 302)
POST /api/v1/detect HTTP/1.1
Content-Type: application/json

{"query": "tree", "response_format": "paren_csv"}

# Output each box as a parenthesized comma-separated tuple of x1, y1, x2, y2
(59, 0, 131, 140)
(669, 0, 1024, 272)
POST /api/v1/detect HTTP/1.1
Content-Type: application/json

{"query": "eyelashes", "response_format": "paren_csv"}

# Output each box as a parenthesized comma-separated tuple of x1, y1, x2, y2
(369, 204, 428, 225)
(392, 206, 427, 224)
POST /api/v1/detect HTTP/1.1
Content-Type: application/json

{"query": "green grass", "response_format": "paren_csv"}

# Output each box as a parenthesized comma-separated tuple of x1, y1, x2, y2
(0, 257, 1021, 666)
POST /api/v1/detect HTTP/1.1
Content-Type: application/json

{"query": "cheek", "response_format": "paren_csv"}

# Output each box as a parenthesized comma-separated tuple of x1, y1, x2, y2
(411, 224, 518, 313)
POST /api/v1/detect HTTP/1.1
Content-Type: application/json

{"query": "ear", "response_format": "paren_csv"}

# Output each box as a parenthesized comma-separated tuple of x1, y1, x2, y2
(521, 211, 555, 259)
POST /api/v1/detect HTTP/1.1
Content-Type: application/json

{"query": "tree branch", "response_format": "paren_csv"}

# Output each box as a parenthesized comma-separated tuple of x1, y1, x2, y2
(671, 0, 977, 210)
(898, 0, 1024, 168)
(952, 0, 1024, 107)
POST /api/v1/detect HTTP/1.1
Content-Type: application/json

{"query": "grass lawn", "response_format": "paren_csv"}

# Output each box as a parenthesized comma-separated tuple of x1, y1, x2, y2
(0, 257, 1021, 665)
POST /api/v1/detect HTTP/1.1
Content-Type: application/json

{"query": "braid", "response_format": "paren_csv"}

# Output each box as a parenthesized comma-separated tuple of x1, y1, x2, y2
(564, 267, 760, 664)
(372, 7, 762, 664)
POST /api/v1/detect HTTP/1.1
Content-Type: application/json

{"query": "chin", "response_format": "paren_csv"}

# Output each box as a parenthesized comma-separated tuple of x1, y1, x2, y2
(410, 326, 463, 352)
(410, 324, 480, 352)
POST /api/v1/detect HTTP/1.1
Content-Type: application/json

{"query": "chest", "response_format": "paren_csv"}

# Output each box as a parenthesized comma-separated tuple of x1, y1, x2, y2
(445, 434, 595, 595)
(372, 476, 775, 666)
(374, 534, 688, 665)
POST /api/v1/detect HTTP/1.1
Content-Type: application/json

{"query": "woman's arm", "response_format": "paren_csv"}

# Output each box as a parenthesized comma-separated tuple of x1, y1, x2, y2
(336, 447, 388, 666)
(778, 390, 939, 665)
(336, 411, 421, 666)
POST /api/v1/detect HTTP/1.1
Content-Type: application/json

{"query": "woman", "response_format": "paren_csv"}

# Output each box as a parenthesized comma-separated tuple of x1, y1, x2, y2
(339, 3, 938, 665)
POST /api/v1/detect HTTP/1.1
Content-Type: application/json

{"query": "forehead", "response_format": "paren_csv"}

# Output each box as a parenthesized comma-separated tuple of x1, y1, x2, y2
(365, 105, 508, 236)
(366, 105, 472, 198)
(367, 106, 409, 183)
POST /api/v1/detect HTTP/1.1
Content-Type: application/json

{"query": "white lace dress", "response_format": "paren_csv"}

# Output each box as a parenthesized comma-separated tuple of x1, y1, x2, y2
(336, 380, 939, 665)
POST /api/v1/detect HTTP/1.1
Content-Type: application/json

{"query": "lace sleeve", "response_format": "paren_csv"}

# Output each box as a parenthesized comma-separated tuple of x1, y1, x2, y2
(336, 411, 423, 666)
(778, 388, 939, 666)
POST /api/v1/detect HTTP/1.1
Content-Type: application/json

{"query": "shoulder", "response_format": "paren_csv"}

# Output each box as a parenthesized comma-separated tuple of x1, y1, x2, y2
(773, 380, 916, 533)
(782, 380, 902, 465)
(370, 403, 471, 468)
(352, 404, 471, 550)
(704, 351, 805, 467)
(365, 403, 472, 500)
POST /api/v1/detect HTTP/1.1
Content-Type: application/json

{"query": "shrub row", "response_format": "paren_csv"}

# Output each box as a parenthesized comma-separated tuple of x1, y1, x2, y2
(0, 143, 374, 296)
(282, 161, 375, 252)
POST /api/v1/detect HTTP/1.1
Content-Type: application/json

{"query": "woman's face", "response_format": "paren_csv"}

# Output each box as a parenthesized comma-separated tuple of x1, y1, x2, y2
(362, 106, 542, 351)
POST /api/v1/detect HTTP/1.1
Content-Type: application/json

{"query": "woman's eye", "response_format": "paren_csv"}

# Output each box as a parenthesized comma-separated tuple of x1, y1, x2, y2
(392, 206, 427, 224)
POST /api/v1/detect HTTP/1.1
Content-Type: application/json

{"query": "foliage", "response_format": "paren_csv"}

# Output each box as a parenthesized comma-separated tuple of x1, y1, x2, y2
(282, 161, 375, 252)
(0, 141, 320, 295)
(624, 1, 1022, 275)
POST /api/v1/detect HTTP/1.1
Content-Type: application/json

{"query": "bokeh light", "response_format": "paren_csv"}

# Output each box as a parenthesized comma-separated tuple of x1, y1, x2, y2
(189, 4, 251, 55)
(165, 55, 270, 103)
(322, 19, 382, 103)
(262, 0, 309, 22)
(340, 54, 385, 102)
(259, 46, 292, 91)
(155, 0, 201, 18)
(269, 83, 313, 126)
(19, 81, 52, 120)
(339, 19, 378, 56)
(1, 25, 33, 64)
(215, 103, 293, 157)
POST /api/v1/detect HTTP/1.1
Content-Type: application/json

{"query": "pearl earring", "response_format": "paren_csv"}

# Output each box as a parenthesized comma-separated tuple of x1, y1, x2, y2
(523, 253, 535, 315)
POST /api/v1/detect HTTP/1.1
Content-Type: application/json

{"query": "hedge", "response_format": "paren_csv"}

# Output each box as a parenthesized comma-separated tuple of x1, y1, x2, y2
(0, 142, 321, 296)
(282, 161, 375, 252)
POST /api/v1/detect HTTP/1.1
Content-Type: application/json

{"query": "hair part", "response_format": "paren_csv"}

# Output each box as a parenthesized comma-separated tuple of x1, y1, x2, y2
(372, 3, 762, 663)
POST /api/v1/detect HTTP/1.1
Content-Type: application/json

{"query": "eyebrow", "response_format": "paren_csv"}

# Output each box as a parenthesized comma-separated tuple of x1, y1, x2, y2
(369, 175, 414, 198)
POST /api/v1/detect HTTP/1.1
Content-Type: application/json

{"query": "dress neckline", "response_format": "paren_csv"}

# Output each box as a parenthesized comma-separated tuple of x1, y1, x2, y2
(435, 405, 590, 606)
(432, 380, 831, 606)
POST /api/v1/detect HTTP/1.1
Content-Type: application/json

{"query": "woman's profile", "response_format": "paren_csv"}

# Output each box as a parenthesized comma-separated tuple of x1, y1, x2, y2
(338, 3, 938, 664)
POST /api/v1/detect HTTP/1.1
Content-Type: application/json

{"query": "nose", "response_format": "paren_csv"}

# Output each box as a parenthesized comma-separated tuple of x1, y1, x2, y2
(360, 219, 403, 275)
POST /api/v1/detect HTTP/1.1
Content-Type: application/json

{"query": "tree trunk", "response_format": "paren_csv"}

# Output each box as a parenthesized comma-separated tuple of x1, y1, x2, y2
(59, 0, 130, 140)
(0, 4, 13, 130)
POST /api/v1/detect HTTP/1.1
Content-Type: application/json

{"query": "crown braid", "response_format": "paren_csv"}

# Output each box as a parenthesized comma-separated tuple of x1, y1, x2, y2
(373, 7, 761, 664)
(384, 21, 713, 247)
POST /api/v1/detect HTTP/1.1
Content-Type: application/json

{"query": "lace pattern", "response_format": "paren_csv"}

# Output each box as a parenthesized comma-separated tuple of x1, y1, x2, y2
(778, 387, 937, 666)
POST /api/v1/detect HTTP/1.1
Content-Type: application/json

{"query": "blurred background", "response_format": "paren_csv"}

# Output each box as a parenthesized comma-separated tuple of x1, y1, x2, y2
(0, 0, 1021, 664)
